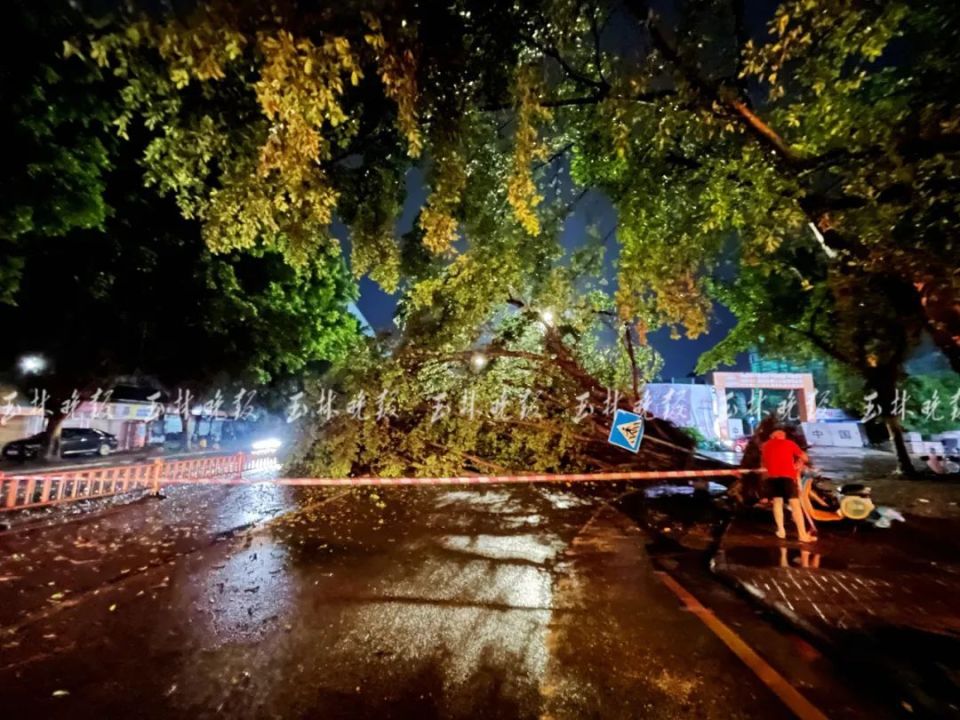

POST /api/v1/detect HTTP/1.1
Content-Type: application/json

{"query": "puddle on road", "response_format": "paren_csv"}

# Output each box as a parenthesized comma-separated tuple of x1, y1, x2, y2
(437, 533, 565, 565)
(435, 490, 517, 508)
(723, 544, 848, 570)
(644, 482, 727, 498)
(537, 488, 594, 509)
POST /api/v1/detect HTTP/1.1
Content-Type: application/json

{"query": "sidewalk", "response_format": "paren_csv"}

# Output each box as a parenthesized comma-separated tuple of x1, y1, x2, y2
(712, 511, 960, 715)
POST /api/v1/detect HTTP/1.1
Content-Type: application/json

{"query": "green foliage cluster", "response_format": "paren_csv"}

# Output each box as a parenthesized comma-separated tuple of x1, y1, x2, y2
(0, 2, 362, 417)
(0, 0, 113, 303)
(0, 145, 361, 404)
(903, 373, 960, 436)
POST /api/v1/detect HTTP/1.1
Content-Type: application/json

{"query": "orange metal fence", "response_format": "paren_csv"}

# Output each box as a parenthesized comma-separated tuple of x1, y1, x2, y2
(0, 451, 278, 512)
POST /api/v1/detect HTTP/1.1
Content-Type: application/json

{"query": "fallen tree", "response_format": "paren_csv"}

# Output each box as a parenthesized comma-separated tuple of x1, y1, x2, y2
(289, 252, 698, 478)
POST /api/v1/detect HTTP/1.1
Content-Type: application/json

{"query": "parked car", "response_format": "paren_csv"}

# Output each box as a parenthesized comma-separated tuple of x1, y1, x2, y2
(2, 428, 119, 461)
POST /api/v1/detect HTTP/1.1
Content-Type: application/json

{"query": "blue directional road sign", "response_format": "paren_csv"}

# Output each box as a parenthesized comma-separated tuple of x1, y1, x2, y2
(607, 408, 645, 453)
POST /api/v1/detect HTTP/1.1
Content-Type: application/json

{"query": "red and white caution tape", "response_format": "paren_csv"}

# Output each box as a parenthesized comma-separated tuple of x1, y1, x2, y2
(5, 467, 749, 487)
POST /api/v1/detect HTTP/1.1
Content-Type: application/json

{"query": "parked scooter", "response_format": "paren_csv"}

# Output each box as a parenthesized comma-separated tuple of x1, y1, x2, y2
(799, 471, 875, 524)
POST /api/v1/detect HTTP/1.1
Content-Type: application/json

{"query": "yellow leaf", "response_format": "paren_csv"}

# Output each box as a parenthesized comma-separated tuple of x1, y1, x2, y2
(777, 13, 789, 36)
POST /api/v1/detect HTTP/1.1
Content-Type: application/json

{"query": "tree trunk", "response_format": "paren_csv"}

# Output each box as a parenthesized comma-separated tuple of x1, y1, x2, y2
(884, 415, 916, 478)
(870, 366, 916, 477)
(43, 410, 67, 461)
(180, 408, 193, 451)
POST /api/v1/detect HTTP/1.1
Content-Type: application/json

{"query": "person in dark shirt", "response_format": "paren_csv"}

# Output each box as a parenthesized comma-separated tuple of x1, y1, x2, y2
(761, 430, 814, 542)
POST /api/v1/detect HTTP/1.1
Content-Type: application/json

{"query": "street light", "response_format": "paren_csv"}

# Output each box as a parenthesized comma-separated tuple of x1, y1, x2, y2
(18, 354, 47, 375)
(471, 352, 487, 371)
(540, 308, 555, 327)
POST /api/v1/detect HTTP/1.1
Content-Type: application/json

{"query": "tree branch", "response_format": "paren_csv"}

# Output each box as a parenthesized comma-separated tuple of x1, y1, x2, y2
(482, 88, 675, 112)
(519, 31, 609, 92)
(727, 99, 800, 162)
(787, 325, 853, 367)
(533, 141, 573, 171)
(625, 0, 802, 165)
(623, 323, 641, 400)
(589, 10, 609, 87)
(426, 442, 514, 474)
(801, 132, 960, 172)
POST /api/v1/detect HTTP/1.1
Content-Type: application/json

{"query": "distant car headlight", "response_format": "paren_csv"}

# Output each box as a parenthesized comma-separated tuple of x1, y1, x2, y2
(251, 437, 282, 452)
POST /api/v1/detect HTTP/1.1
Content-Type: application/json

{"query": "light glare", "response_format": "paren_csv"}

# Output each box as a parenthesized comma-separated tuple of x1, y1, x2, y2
(251, 437, 283, 451)
(18, 354, 46, 375)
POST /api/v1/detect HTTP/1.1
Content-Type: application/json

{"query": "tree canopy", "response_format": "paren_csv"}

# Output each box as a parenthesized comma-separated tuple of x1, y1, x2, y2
(0, 0, 113, 304)
(79, 0, 959, 368)
(1, 0, 362, 420)
(0, 134, 361, 406)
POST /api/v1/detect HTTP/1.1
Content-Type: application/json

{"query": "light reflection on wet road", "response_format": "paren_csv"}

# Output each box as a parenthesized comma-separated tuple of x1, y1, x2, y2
(1, 483, 794, 718)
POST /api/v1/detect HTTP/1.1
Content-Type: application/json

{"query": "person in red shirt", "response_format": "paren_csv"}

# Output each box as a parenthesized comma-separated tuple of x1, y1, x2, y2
(761, 430, 814, 542)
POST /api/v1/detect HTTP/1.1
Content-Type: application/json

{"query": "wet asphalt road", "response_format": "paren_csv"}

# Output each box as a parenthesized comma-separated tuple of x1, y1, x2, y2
(0, 482, 865, 719)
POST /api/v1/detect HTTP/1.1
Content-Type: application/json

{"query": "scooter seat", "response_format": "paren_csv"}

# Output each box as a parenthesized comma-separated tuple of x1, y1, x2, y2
(840, 483, 871, 497)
